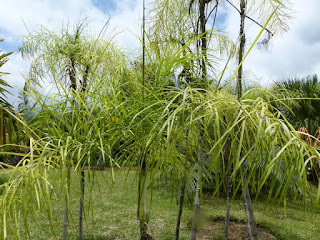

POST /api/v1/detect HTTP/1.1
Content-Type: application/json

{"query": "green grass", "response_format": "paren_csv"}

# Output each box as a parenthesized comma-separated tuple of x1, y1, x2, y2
(202, 197, 320, 240)
(8, 169, 320, 239)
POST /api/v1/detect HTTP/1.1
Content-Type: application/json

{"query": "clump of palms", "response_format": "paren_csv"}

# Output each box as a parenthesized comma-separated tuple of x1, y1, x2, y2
(0, 2, 319, 240)
(14, 20, 127, 240)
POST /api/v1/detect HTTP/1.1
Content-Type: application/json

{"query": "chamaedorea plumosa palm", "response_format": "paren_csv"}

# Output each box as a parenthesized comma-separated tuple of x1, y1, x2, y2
(199, 88, 316, 240)
(0, 59, 318, 240)
(0, 6, 318, 240)
(142, 83, 317, 240)
(223, 2, 293, 236)
(147, 2, 236, 238)
(0, 64, 131, 238)
(18, 20, 126, 240)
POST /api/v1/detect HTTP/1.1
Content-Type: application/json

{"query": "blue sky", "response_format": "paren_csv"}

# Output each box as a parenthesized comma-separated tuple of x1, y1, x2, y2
(0, 0, 143, 106)
(92, 0, 118, 15)
(0, 41, 16, 55)
(1, 0, 320, 106)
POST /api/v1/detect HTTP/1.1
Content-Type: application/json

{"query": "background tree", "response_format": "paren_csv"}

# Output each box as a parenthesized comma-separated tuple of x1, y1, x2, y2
(0, 39, 13, 106)
(0, 39, 17, 163)
(272, 75, 320, 135)
(272, 74, 320, 183)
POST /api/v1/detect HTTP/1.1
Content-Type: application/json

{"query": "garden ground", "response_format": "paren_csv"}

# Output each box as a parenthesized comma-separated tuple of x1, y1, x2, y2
(12, 169, 320, 240)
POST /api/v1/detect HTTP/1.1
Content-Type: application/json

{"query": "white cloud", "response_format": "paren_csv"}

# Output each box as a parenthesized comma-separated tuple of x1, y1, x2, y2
(0, 0, 146, 107)
(1, 52, 30, 106)
(107, 0, 143, 51)
(222, 0, 320, 87)
(1, 0, 320, 107)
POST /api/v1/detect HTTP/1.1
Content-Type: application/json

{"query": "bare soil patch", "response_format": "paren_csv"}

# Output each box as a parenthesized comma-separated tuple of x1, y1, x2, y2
(198, 220, 276, 240)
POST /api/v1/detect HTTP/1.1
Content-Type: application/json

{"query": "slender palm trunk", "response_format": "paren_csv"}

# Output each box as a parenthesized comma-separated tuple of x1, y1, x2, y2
(190, 132, 205, 240)
(237, 0, 246, 99)
(138, 1, 152, 238)
(242, 170, 259, 240)
(246, 187, 259, 240)
(190, 161, 201, 240)
(63, 162, 71, 240)
(79, 169, 85, 240)
(79, 65, 89, 240)
(138, 160, 153, 240)
(190, 2, 207, 239)
(63, 58, 77, 239)
(138, 0, 152, 238)
(199, 0, 207, 84)
(223, 129, 232, 238)
(224, 174, 231, 238)
(63, 198, 68, 240)
(242, 170, 259, 239)
(237, 1, 259, 239)
(243, 183, 252, 240)
(175, 174, 186, 240)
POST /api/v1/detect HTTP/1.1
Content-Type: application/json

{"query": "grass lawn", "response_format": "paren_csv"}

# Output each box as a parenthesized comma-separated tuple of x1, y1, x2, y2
(8, 169, 320, 239)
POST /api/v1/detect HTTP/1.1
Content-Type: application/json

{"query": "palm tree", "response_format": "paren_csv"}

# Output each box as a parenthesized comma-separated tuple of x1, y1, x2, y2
(228, 0, 294, 237)
(19, 20, 125, 240)
(272, 75, 320, 182)
(0, 39, 13, 106)
(0, 39, 18, 163)
(0, 4, 316, 240)
(272, 75, 320, 135)
(149, 1, 294, 239)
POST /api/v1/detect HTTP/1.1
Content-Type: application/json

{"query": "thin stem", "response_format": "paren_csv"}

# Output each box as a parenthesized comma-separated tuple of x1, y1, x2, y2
(243, 181, 252, 240)
(224, 175, 231, 238)
(226, 0, 274, 37)
(63, 161, 71, 240)
(189, 159, 201, 240)
(142, 0, 145, 93)
(79, 169, 85, 240)
(199, 0, 208, 83)
(246, 188, 259, 240)
(237, 0, 246, 99)
(175, 174, 186, 240)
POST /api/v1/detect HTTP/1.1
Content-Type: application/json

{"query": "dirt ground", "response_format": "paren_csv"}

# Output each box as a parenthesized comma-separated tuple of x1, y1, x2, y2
(198, 220, 276, 240)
